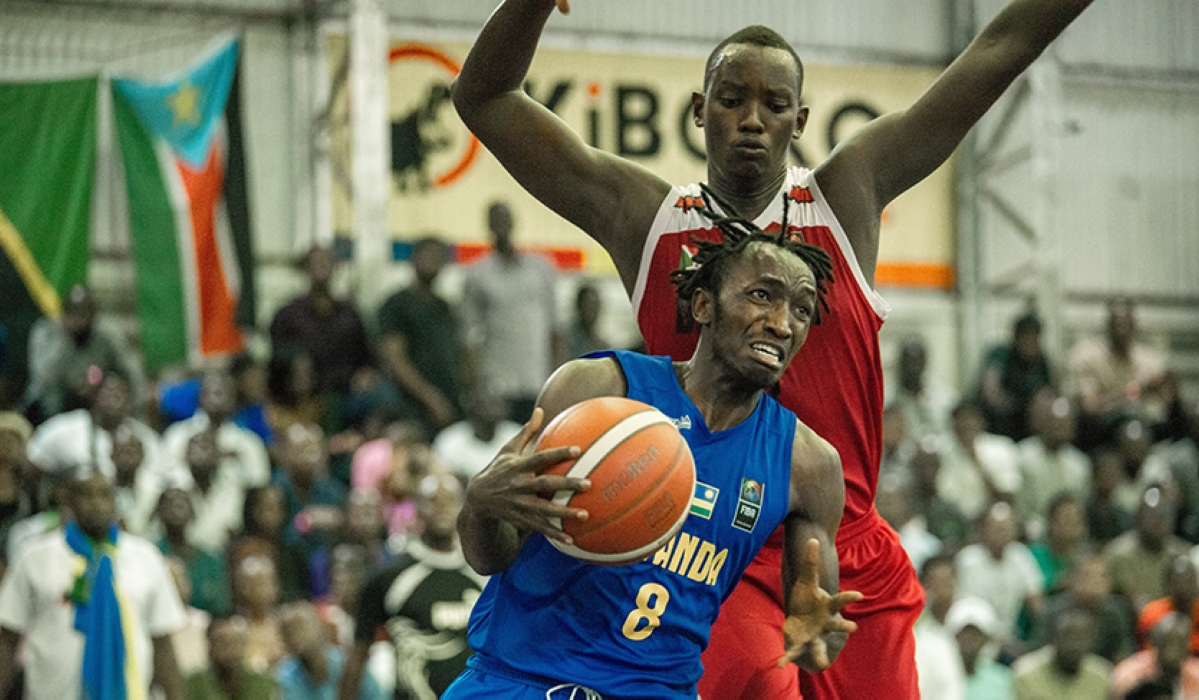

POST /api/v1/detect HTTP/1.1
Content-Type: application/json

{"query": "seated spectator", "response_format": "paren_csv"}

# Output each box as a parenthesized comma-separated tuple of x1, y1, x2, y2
(232, 554, 286, 675)
(887, 335, 958, 441)
(1136, 555, 1199, 654)
(228, 485, 312, 603)
(1028, 494, 1090, 594)
(909, 438, 970, 551)
(353, 426, 443, 540)
(1113, 417, 1176, 514)
(955, 501, 1045, 652)
(277, 600, 385, 700)
(184, 614, 279, 699)
(155, 486, 231, 616)
(157, 430, 245, 553)
(314, 543, 371, 648)
(162, 368, 270, 493)
(1161, 402, 1199, 541)
(1106, 486, 1189, 614)
(309, 489, 393, 599)
(1032, 553, 1135, 665)
(1016, 390, 1091, 538)
(947, 597, 1012, 700)
(978, 312, 1055, 441)
(877, 473, 942, 573)
(1113, 612, 1199, 700)
(914, 555, 966, 700)
(23, 284, 144, 420)
(1065, 296, 1168, 450)
(110, 423, 161, 536)
(432, 386, 521, 481)
(938, 400, 1021, 523)
(26, 370, 162, 482)
(1012, 606, 1113, 699)
(879, 402, 917, 483)
(272, 423, 347, 560)
(166, 555, 212, 676)
(341, 472, 484, 700)
(158, 352, 272, 445)
(1087, 449, 1135, 545)
(377, 235, 463, 439)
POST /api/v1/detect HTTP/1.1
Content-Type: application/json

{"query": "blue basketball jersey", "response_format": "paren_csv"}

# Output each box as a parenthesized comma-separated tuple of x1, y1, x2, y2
(462, 351, 796, 698)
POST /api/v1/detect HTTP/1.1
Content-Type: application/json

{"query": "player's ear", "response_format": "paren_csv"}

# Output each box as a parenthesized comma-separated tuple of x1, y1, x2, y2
(691, 288, 714, 325)
(793, 105, 810, 140)
(691, 92, 705, 128)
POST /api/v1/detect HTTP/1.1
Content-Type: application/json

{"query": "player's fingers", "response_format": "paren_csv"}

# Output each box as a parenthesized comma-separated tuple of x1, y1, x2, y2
(529, 473, 590, 494)
(829, 616, 859, 635)
(810, 636, 830, 670)
(506, 407, 545, 454)
(554, 0, 570, 13)
(830, 590, 865, 612)
(523, 445, 582, 473)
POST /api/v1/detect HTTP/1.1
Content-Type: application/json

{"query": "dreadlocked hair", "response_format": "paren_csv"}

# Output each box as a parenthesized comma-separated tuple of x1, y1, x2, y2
(669, 188, 834, 323)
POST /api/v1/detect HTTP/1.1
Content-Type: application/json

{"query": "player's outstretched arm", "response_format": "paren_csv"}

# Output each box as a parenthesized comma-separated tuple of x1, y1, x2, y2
(816, 0, 1096, 283)
(779, 425, 863, 672)
(451, 0, 670, 288)
(457, 358, 628, 575)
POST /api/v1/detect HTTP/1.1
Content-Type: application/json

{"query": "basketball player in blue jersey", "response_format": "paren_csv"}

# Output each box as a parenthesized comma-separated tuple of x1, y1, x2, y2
(444, 227, 862, 699)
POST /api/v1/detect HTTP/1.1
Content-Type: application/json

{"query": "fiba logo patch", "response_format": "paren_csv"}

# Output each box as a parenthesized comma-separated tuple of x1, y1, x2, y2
(732, 478, 763, 532)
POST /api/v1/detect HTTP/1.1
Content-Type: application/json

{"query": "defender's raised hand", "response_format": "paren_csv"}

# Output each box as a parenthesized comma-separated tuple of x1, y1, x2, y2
(777, 538, 864, 672)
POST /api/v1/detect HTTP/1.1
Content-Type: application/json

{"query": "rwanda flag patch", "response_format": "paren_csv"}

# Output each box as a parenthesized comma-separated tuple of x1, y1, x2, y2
(690, 482, 719, 519)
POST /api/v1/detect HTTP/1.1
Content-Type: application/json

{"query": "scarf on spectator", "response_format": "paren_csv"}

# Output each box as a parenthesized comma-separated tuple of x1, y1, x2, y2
(65, 521, 143, 700)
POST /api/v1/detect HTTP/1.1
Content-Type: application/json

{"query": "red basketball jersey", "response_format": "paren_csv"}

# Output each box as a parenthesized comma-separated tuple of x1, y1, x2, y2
(632, 167, 887, 527)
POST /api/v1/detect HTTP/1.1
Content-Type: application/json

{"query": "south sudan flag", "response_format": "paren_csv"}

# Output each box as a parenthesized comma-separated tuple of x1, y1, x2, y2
(0, 78, 97, 399)
(112, 35, 252, 371)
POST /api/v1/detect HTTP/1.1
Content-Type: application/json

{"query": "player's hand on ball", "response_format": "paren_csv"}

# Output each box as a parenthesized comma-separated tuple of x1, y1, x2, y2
(777, 538, 863, 672)
(466, 407, 589, 544)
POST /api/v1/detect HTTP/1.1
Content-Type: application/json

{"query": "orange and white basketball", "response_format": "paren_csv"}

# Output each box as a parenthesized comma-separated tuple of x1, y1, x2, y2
(536, 396, 696, 565)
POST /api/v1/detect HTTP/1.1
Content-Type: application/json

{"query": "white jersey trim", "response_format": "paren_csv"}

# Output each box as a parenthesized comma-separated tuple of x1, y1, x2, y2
(631, 184, 690, 317)
(788, 168, 891, 322)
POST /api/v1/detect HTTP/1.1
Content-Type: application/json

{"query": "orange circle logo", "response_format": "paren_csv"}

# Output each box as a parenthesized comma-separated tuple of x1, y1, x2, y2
(388, 43, 480, 189)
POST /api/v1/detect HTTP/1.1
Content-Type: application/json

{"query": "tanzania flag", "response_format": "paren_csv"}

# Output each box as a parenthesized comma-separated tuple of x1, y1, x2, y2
(0, 78, 97, 393)
(112, 36, 252, 370)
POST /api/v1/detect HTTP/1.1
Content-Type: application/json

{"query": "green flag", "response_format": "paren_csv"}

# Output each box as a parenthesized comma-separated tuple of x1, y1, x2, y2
(0, 78, 97, 396)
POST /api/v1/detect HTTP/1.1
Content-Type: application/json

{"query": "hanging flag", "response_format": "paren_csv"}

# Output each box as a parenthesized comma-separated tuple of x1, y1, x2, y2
(0, 78, 97, 393)
(112, 36, 252, 370)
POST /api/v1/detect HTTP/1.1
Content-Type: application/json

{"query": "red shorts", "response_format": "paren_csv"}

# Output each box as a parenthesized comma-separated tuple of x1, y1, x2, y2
(698, 507, 924, 700)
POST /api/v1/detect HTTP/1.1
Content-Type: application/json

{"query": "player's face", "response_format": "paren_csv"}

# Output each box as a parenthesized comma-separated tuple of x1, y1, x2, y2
(703, 244, 816, 389)
(694, 45, 807, 187)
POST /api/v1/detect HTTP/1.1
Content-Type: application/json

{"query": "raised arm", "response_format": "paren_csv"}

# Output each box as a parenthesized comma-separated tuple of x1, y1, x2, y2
(816, 0, 1095, 283)
(451, 0, 670, 288)
(779, 423, 862, 672)
(457, 357, 627, 574)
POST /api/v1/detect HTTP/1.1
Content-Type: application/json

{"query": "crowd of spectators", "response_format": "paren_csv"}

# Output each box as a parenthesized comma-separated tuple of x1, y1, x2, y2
(0, 207, 1192, 700)
(891, 300, 1199, 699)
(0, 201, 615, 699)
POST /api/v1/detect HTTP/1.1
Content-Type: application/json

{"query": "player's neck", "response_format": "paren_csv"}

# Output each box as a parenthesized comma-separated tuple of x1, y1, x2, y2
(675, 360, 761, 433)
(705, 169, 786, 222)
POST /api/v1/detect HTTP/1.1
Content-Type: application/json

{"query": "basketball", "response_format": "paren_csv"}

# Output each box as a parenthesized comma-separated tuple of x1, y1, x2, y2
(535, 396, 696, 565)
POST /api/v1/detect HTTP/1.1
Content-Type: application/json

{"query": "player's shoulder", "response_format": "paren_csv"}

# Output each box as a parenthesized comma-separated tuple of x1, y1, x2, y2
(790, 418, 841, 472)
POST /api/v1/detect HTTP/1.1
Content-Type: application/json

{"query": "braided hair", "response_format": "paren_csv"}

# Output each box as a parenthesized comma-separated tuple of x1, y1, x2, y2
(670, 186, 835, 324)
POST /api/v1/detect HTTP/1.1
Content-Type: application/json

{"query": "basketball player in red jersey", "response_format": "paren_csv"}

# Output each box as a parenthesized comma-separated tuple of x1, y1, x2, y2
(452, 0, 1096, 696)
